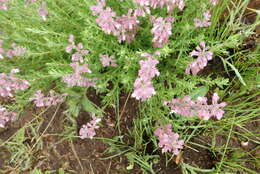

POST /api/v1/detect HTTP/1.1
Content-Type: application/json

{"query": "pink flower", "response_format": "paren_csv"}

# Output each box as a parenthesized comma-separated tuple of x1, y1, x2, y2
(154, 124, 184, 155)
(62, 62, 96, 87)
(164, 93, 227, 120)
(133, 7, 148, 17)
(90, 1, 139, 43)
(6, 43, 26, 58)
(0, 0, 8, 10)
(138, 56, 160, 81)
(0, 42, 26, 59)
(133, 0, 185, 12)
(79, 115, 101, 139)
(185, 42, 213, 75)
(91, 1, 120, 35)
(70, 62, 92, 74)
(65, 34, 89, 63)
(116, 9, 140, 43)
(132, 78, 156, 101)
(99, 54, 117, 67)
(30, 90, 68, 107)
(194, 10, 211, 28)
(38, 2, 48, 21)
(132, 52, 160, 101)
(0, 69, 30, 98)
(0, 106, 17, 128)
(151, 16, 174, 48)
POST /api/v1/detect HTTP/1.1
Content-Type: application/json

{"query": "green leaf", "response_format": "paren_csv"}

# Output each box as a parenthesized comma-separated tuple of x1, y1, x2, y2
(189, 86, 209, 100)
(81, 96, 100, 114)
(14, 128, 25, 142)
(221, 58, 246, 86)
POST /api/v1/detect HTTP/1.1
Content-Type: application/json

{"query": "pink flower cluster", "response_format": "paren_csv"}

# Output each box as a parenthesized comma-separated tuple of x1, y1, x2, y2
(79, 115, 101, 139)
(133, 0, 185, 12)
(132, 52, 160, 101)
(90, 0, 139, 43)
(0, 106, 17, 128)
(66, 34, 89, 63)
(0, 41, 26, 59)
(151, 16, 174, 48)
(194, 10, 211, 28)
(154, 124, 184, 154)
(116, 9, 140, 42)
(62, 62, 97, 87)
(38, 2, 48, 21)
(0, 0, 8, 10)
(185, 42, 213, 75)
(30, 90, 68, 107)
(99, 54, 117, 67)
(0, 69, 30, 98)
(164, 93, 227, 120)
(63, 34, 96, 87)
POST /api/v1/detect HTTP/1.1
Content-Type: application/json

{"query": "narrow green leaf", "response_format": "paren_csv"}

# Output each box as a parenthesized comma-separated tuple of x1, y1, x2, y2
(221, 58, 247, 86)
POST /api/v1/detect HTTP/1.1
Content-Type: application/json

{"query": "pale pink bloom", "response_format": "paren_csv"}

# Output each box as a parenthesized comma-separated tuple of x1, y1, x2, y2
(91, 1, 120, 36)
(90, 1, 139, 43)
(151, 16, 174, 48)
(133, 8, 148, 17)
(68, 34, 74, 43)
(62, 62, 96, 87)
(99, 54, 117, 67)
(132, 52, 160, 101)
(70, 62, 92, 74)
(65, 34, 89, 63)
(79, 115, 101, 139)
(0, 106, 17, 128)
(90, 0, 106, 16)
(116, 9, 140, 43)
(185, 41, 213, 75)
(0, 69, 30, 98)
(5, 43, 26, 58)
(0, 0, 8, 10)
(154, 124, 184, 154)
(131, 78, 156, 101)
(138, 56, 160, 81)
(133, 0, 185, 11)
(164, 93, 227, 120)
(30, 90, 68, 107)
(38, 2, 48, 21)
(194, 10, 211, 28)
(71, 52, 84, 63)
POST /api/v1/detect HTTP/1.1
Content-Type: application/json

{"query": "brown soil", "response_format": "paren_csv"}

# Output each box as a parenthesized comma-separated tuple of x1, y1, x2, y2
(0, 91, 142, 174)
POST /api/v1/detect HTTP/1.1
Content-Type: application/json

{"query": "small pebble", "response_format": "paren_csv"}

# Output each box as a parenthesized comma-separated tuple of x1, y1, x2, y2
(241, 141, 249, 147)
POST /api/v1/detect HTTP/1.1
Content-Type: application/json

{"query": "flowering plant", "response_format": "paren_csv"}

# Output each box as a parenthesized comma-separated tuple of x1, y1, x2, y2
(0, 106, 17, 128)
(66, 34, 89, 63)
(30, 90, 68, 107)
(79, 114, 101, 139)
(0, 69, 30, 98)
(132, 52, 160, 101)
(154, 124, 184, 154)
(185, 42, 213, 75)
(99, 54, 117, 67)
(164, 93, 227, 120)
